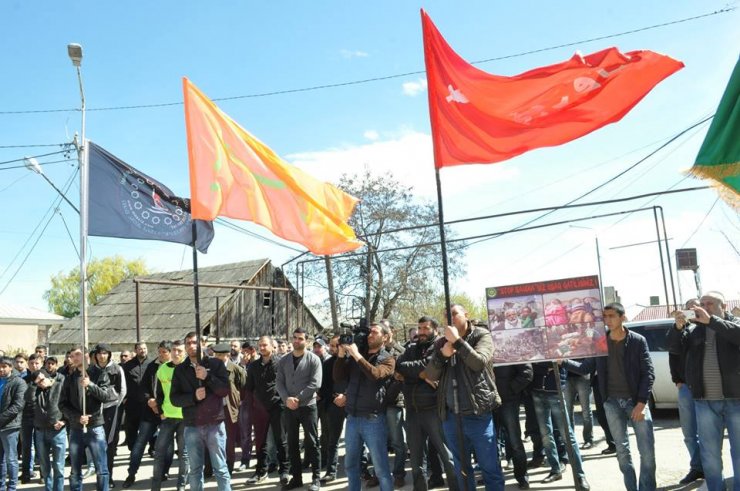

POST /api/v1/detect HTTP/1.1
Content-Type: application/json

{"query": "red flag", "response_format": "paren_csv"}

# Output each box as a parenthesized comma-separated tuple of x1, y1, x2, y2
(421, 10, 684, 168)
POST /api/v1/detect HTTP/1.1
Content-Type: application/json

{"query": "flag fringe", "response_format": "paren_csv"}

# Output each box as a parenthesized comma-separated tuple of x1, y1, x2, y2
(686, 162, 740, 210)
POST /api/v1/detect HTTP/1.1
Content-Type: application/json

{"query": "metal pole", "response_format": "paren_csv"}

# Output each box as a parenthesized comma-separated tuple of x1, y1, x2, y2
(191, 222, 203, 360)
(365, 241, 372, 324)
(657, 207, 678, 311)
(135, 280, 141, 343)
(553, 361, 587, 490)
(595, 236, 604, 300)
(652, 207, 671, 317)
(215, 296, 220, 343)
(324, 255, 339, 331)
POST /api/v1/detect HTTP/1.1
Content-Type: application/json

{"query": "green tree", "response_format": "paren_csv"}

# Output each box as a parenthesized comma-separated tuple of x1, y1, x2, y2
(44, 255, 149, 317)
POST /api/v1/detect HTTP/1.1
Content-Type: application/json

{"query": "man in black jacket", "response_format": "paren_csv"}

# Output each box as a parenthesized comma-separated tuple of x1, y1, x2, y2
(170, 332, 230, 491)
(20, 353, 42, 483)
(245, 335, 289, 485)
(0, 356, 27, 490)
(494, 363, 534, 489)
(94, 343, 127, 489)
(317, 335, 347, 484)
(59, 345, 117, 491)
(667, 291, 740, 491)
(26, 370, 66, 491)
(121, 342, 152, 452)
(396, 316, 459, 491)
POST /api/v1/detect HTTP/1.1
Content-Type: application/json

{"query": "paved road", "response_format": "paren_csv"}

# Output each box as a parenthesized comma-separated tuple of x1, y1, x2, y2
(16, 408, 735, 490)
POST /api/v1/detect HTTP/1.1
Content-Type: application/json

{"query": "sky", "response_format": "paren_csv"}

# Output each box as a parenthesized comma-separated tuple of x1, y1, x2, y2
(1, 1, 738, 322)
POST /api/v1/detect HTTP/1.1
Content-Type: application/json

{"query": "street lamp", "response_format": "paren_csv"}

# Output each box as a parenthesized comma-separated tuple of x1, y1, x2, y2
(23, 156, 80, 213)
(67, 42, 90, 407)
(569, 224, 604, 301)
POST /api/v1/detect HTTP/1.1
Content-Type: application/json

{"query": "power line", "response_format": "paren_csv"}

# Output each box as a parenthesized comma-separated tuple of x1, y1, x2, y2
(0, 159, 76, 173)
(0, 143, 69, 149)
(0, 150, 70, 167)
(214, 218, 305, 252)
(0, 6, 733, 116)
(681, 196, 720, 246)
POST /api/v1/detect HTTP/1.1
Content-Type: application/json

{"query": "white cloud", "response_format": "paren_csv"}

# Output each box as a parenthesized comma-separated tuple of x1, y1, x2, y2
(402, 78, 428, 97)
(340, 49, 369, 59)
(363, 130, 379, 141)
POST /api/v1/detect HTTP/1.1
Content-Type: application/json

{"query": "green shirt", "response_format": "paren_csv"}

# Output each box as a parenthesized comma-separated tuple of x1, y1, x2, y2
(157, 362, 182, 419)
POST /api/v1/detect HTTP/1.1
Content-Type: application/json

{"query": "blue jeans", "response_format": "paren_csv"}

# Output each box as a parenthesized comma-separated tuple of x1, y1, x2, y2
(0, 428, 20, 491)
(34, 427, 66, 491)
(677, 384, 702, 472)
(127, 419, 158, 477)
(386, 406, 407, 478)
(694, 399, 740, 491)
(69, 426, 109, 491)
(152, 418, 188, 491)
(344, 414, 392, 491)
(442, 411, 505, 491)
(566, 375, 594, 443)
(184, 422, 230, 491)
(604, 397, 656, 491)
(531, 391, 585, 477)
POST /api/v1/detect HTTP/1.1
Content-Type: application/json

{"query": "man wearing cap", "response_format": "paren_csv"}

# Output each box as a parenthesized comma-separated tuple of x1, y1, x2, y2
(152, 340, 188, 491)
(26, 369, 66, 491)
(59, 345, 117, 491)
(0, 356, 27, 490)
(171, 332, 231, 491)
(94, 343, 127, 489)
(212, 343, 247, 476)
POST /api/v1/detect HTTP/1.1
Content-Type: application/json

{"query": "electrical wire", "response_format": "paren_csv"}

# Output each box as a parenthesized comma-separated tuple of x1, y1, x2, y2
(0, 6, 733, 115)
(214, 218, 305, 252)
(680, 196, 720, 246)
(0, 150, 70, 167)
(57, 208, 80, 259)
(0, 172, 31, 192)
(0, 143, 68, 149)
(0, 159, 76, 172)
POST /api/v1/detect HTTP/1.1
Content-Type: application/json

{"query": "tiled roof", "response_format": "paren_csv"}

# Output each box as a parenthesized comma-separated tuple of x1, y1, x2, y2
(632, 299, 740, 321)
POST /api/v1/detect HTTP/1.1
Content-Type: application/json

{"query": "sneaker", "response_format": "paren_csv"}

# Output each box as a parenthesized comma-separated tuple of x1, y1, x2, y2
(110, 479, 116, 489)
(283, 477, 303, 490)
(320, 474, 336, 484)
(541, 472, 562, 483)
(308, 478, 321, 491)
(679, 469, 704, 484)
(236, 462, 249, 472)
(122, 475, 135, 488)
(580, 441, 594, 450)
(279, 473, 290, 486)
(246, 472, 268, 484)
(83, 467, 97, 480)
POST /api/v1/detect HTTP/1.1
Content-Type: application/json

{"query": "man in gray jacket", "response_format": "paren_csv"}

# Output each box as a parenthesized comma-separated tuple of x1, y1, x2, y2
(26, 369, 66, 491)
(276, 328, 322, 491)
(0, 356, 27, 490)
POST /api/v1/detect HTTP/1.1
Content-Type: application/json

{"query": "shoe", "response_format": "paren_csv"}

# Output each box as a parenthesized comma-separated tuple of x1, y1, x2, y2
(502, 459, 511, 469)
(366, 476, 380, 488)
(580, 441, 594, 450)
(679, 469, 704, 484)
(20, 476, 30, 485)
(393, 476, 405, 488)
(122, 475, 135, 488)
(320, 474, 336, 484)
(163, 473, 170, 481)
(309, 478, 321, 491)
(361, 470, 373, 481)
(560, 460, 569, 471)
(246, 472, 268, 484)
(176, 486, 185, 491)
(541, 472, 562, 483)
(427, 478, 445, 489)
(576, 476, 591, 490)
(526, 456, 545, 469)
(110, 479, 116, 489)
(601, 445, 617, 455)
(283, 478, 303, 490)
(236, 462, 248, 472)
(279, 473, 290, 485)
(83, 467, 97, 479)
(517, 477, 530, 490)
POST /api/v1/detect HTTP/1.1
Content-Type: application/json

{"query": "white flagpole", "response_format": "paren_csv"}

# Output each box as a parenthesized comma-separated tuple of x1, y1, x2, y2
(68, 43, 89, 431)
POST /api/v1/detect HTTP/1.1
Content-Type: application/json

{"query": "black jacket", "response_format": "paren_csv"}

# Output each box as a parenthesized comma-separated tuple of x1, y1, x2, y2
(396, 338, 440, 411)
(25, 373, 65, 430)
(666, 312, 740, 399)
(140, 360, 164, 423)
(531, 362, 569, 393)
(22, 372, 36, 424)
(122, 355, 153, 408)
(59, 365, 117, 430)
(246, 355, 282, 411)
(494, 364, 533, 404)
(333, 348, 395, 417)
(170, 357, 230, 427)
(0, 373, 27, 431)
(570, 329, 654, 405)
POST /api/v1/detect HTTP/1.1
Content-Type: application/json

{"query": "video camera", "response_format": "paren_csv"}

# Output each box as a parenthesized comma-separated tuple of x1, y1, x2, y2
(338, 318, 369, 353)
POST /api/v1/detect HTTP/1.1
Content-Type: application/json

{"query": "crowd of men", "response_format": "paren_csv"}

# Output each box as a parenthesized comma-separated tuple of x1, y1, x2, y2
(0, 290, 737, 491)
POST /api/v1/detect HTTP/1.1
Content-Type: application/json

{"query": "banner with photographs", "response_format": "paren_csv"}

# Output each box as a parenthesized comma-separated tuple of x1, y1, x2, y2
(486, 275, 607, 366)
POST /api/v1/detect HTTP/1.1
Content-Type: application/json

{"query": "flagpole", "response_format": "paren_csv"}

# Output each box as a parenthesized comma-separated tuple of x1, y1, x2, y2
(191, 221, 203, 361)
(68, 43, 89, 432)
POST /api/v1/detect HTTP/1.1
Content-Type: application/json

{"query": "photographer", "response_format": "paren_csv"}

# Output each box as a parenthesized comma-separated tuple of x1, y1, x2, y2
(333, 322, 395, 491)
(422, 304, 505, 491)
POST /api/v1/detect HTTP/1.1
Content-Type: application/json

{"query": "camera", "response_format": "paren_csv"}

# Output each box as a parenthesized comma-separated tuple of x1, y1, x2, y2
(339, 318, 369, 353)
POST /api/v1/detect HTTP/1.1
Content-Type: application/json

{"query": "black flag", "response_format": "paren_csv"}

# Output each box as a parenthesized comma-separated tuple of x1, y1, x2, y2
(88, 142, 214, 253)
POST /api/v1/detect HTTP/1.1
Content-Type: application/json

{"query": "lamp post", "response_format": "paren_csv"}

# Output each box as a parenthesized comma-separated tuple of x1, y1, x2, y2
(23, 157, 80, 213)
(68, 43, 90, 394)
(569, 225, 604, 300)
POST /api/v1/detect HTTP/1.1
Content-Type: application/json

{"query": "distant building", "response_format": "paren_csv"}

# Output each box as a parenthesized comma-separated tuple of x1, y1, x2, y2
(49, 259, 322, 354)
(0, 304, 64, 355)
(631, 299, 740, 322)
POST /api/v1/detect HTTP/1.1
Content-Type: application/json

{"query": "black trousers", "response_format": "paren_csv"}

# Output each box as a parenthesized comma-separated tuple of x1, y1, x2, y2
(283, 405, 320, 481)
(406, 407, 459, 491)
(102, 405, 123, 480)
(324, 402, 346, 476)
(253, 401, 288, 474)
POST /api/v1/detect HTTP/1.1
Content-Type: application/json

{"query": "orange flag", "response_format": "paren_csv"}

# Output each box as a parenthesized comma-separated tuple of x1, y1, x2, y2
(183, 78, 363, 255)
(422, 10, 684, 168)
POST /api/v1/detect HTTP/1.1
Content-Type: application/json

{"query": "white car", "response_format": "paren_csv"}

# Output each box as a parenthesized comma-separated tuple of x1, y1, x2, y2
(624, 318, 678, 410)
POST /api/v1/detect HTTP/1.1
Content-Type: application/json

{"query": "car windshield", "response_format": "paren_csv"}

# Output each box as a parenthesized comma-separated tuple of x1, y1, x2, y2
(626, 323, 671, 352)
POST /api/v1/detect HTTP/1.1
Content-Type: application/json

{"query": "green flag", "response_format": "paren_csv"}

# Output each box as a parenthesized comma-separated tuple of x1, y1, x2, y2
(690, 57, 740, 209)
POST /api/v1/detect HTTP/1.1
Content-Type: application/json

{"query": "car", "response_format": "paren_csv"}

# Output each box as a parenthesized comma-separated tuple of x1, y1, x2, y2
(624, 318, 677, 410)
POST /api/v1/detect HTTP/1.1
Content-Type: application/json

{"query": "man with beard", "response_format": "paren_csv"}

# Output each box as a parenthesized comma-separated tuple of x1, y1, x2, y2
(334, 322, 395, 491)
(122, 343, 153, 453)
(276, 328, 323, 491)
(94, 344, 127, 489)
(380, 320, 408, 488)
(396, 316, 458, 491)
(318, 335, 346, 484)
(170, 332, 231, 491)
(212, 343, 247, 476)
(229, 341, 242, 365)
(245, 336, 290, 485)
